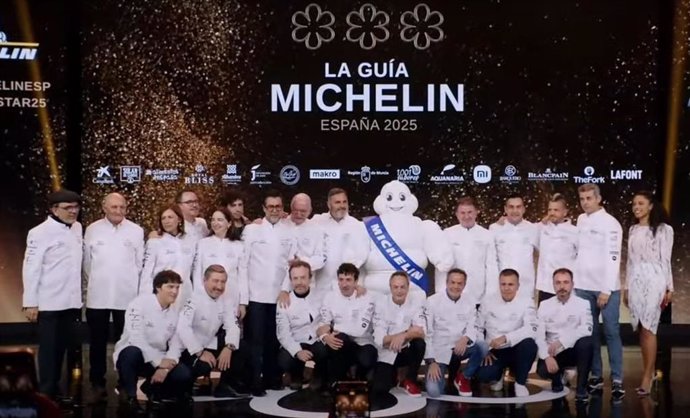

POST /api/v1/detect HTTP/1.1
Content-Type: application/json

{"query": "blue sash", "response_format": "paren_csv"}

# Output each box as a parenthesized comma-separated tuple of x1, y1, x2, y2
(364, 216, 429, 292)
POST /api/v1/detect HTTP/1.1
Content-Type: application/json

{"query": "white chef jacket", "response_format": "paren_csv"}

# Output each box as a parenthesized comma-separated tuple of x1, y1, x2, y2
(276, 290, 322, 356)
(424, 291, 478, 365)
(184, 218, 209, 244)
(536, 220, 578, 294)
(536, 294, 593, 359)
(174, 288, 240, 356)
(489, 220, 539, 298)
(22, 217, 83, 311)
(192, 235, 247, 306)
(319, 290, 376, 346)
(285, 217, 326, 273)
(239, 219, 297, 304)
(83, 218, 144, 310)
(311, 213, 369, 298)
(138, 233, 195, 306)
(476, 292, 537, 347)
(373, 293, 426, 364)
(573, 208, 622, 294)
(113, 293, 181, 367)
(439, 223, 498, 301)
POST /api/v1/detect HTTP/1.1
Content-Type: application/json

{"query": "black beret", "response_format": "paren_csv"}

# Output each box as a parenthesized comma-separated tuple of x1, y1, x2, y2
(47, 189, 81, 205)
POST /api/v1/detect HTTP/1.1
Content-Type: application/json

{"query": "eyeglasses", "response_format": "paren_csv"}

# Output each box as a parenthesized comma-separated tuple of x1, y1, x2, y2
(179, 200, 199, 205)
(265, 204, 282, 211)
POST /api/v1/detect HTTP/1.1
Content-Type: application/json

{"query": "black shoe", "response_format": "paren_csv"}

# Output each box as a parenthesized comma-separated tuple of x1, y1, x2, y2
(551, 379, 564, 393)
(214, 384, 249, 398)
(193, 384, 212, 397)
(251, 387, 267, 397)
(611, 381, 625, 400)
(289, 379, 303, 391)
(588, 377, 604, 393)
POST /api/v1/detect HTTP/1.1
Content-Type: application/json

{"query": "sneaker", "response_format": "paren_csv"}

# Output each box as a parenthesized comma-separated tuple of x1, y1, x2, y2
(514, 383, 529, 397)
(490, 376, 504, 391)
(611, 381, 625, 400)
(399, 379, 422, 397)
(453, 373, 472, 397)
(588, 377, 604, 393)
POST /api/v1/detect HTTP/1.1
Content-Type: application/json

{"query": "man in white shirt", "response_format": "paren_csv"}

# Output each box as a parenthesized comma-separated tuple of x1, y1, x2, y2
(536, 268, 593, 403)
(276, 260, 328, 391)
(573, 184, 624, 399)
(83, 192, 144, 402)
(371, 272, 426, 398)
(311, 188, 369, 302)
(239, 190, 297, 396)
(175, 189, 209, 243)
(536, 194, 578, 303)
(439, 196, 498, 300)
(424, 269, 488, 398)
(113, 270, 192, 409)
(22, 189, 83, 400)
(176, 265, 249, 398)
(489, 195, 539, 299)
(475, 269, 538, 397)
(317, 263, 377, 387)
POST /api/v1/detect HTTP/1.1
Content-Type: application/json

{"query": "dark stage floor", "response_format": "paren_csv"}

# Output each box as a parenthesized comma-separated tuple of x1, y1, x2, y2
(3, 345, 689, 418)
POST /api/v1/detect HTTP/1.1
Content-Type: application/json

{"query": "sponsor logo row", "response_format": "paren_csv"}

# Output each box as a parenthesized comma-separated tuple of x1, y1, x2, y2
(92, 164, 645, 186)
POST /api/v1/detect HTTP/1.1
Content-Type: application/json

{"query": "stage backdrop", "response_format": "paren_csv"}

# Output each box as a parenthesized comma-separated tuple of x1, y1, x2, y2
(1, 0, 687, 323)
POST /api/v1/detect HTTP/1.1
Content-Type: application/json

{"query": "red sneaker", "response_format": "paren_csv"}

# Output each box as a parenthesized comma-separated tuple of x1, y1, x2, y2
(399, 379, 421, 397)
(454, 373, 472, 396)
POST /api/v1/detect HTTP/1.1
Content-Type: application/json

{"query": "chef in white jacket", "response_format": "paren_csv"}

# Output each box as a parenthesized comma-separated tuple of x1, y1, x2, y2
(489, 195, 539, 299)
(536, 268, 593, 402)
(22, 189, 83, 399)
(371, 272, 426, 398)
(139, 205, 195, 309)
(276, 260, 328, 390)
(439, 196, 498, 300)
(535, 194, 578, 303)
(113, 270, 192, 406)
(475, 269, 538, 397)
(317, 263, 377, 387)
(83, 192, 144, 401)
(192, 208, 247, 319)
(424, 269, 488, 398)
(176, 264, 249, 398)
(239, 190, 297, 396)
(573, 183, 624, 399)
(311, 188, 369, 303)
(175, 189, 209, 243)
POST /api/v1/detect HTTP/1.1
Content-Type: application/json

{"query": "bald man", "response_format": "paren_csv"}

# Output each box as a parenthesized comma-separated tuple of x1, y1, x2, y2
(278, 193, 326, 307)
(83, 193, 144, 403)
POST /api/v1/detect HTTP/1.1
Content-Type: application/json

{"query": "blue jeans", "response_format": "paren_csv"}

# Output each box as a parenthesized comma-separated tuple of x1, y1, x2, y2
(575, 289, 623, 382)
(425, 340, 489, 398)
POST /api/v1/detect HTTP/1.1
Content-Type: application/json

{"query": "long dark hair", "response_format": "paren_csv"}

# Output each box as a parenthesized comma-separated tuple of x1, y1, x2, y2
(632, 191, 668, 237)
(209, 207, 242, 241)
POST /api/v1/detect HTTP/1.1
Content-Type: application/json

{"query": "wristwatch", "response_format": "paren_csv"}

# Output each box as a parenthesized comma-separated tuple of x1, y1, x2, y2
(225, 343, 236, 350)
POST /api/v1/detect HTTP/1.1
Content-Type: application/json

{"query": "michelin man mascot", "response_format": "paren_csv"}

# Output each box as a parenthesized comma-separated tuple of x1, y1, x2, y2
(362, 180, 453, 297)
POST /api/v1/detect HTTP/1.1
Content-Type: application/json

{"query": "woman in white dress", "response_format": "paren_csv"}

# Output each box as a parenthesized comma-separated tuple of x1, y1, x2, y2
(192, 208, 248, 320)
(623, 191, 674, 396)
(139, 205, 195, 309)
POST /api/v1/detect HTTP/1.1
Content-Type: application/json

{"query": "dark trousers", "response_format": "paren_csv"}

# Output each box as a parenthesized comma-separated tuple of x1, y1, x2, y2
(325, 334, 378, 385)
(538, 291, 555, 304)
(477, 339, 538, 385)
(37, 309, 80, 397)
(278, 342, 329, 384)
(115, 346, 192, 399)
(179, 342, 251, 389)
(537, 336, 593, 394)
(245, 302, 280, 388)
(372, 338, 425, 395)
(86, 308, 125, 387)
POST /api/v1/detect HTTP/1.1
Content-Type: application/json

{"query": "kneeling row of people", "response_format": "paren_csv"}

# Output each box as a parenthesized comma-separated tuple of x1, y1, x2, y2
(113, 262, 593, 403)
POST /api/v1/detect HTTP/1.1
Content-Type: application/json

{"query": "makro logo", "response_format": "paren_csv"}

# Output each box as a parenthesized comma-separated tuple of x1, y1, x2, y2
(310, 169, 341, 179)
(472, 165, 491, 183)
(573, 166, 605, 184)
(0, 31, 39, 60)
(610, 169, 643, 180)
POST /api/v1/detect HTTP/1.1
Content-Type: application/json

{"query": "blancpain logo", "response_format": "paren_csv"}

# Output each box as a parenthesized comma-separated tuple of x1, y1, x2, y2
(527, 168, 569, 181)
(610, 169, 643, 180)
(573, 166, 605, 184)
(430, 164, 464, 184)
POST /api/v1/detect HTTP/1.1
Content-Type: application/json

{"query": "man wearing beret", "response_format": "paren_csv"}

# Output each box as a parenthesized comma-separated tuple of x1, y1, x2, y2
(22, 189, 83, 400)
